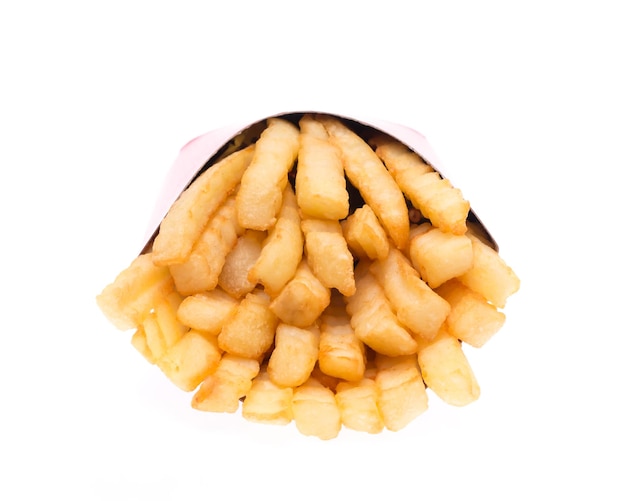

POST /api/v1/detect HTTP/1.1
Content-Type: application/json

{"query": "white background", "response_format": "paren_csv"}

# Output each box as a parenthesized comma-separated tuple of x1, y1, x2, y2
(2, 1, 624, 499)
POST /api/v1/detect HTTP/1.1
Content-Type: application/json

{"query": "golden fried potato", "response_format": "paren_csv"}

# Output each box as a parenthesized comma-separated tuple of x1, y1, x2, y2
(296, 114, 349, 220)
(97, 252, 174, 331)
(152, 145, 255, 266)
(218, 289, 278, 360)
(176, 288, 238, 335)
(436, 279, 506, 348)
(318, 115, 410, 249)
(345, 262, 419, 356)
(374, 354, 428, 431)
(236, 118, 300, 230)
(341, 204, 390, 261)
(417, 327, 480, 406)
(218, 230, 265, 298)
(157, 330, 222, 392)
(318, 296, 366, 382)
(248, 184, 303, 296)
(409, 222, 473, 288)
(335, 377, 384, 434)
(169, 196, 242, 295)
(301, 218, 355, 296)
(267, 324, 320, 388)
(370, 247, 450, 341)
(458, 233, 520, 308)
(130, 326, 155, 364)
(373, 137, 469, 235)
(269, 261, 331, 328)
(242, 369, 294, 425)
(292, 378, 342, 440)
(192, 354, 260, 413)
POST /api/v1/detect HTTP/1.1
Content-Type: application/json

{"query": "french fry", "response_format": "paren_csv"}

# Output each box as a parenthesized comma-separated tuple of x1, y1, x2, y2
(130, 326, 155, 364)
(458, 233, 520, 308)
(247, 183, 303, 296)
(176, 288, 238, 335)
(242, 369, 294, 425)
(436, 279, 506, 348)
(318, 115, 410, 249)
(301, 218, 355, 296)
(152, 145, 255, 266)
(157, 330, 222, 392)
(267, 324, 320, 388)
(335, 377, 384, 434)
(417, 327, 480, 406)
(409, 222, 474, 289)
(345, 262, 419, 356)
(291, 378, 342, 440)
(96, 252, 174, 331)
(374, 354, 428, 431)
(269, 261, 331, 328)
(218, 289, 278, 360)
(296, 114, 349, 220)
(318, 296, 366, 382)
(218, 230, 265, 298)
(169, 196, 242, 295)
(373, 136, 469, 235)
(370, 247, 450, 341)
(341, 204, 390, 261)
(192, 354, 260, 413)
(236, 118, 300, 230)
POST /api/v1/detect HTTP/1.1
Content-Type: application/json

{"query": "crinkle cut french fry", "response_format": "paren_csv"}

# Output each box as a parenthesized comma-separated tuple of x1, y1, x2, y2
(296, 114, 350, 220)
(301, 218, 355, 296)
(292, 378, 341, 440)
(417, 327, 480, 407)
(345, 262, 419, 357)
(242, 369, 294, 425)
(267, 324, 320, 388)
(318, 115, 410, 249)
(176, 288, 238, 335)
(218, 289, 278, 360)
(373, 137, 469, 235)
(169, 196, 242, 296)
(218, 230, 265, 298)
(152, 145, 255, 266)
(369, 247, 450, 341)
(96, 252, 174, 331)
(335, 377, 384, 434)
(247, 184, 303, 296)
(341, 204, 390, 261)
(236, 118, 300, 230)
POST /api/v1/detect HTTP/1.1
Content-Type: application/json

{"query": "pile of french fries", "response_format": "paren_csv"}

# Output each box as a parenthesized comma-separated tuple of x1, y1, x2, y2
(97, 113, 520, 439)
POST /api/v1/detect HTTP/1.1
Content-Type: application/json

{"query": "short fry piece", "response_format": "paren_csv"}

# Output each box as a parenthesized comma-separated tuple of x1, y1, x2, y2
(409, 223, 473, 288)
(458, 234, 520, 308)
(319, 115, 410, 249)
(269, 261, 331, 328)
(296, 114, 349, 220)
(97, 252, 174, 331)
(158, 330, 222, 392)
(374, 354, 428, 431)
(236, 118, 300, 230)
(152, 145, 255, 266)
(192, 355, 260, 413)
(301, 218, 355, 296)
(268, 324, 320, 388)
(417, 328, 480, 406)
(248, 184, 303, 295)
(437, 279, 506, 348)
(130, 327, 155, 364)
(370, 247, 450, 341)
(341, 204, 390, 260)
(292, 378, 342, 440)
(169, 196, 242, 295)
(242, 370, 294, 425)
(176, 288, 238, 335)
(335, 378, 384, 434)
(218, 290, 278, 360)
(374, 137, 469, 235)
